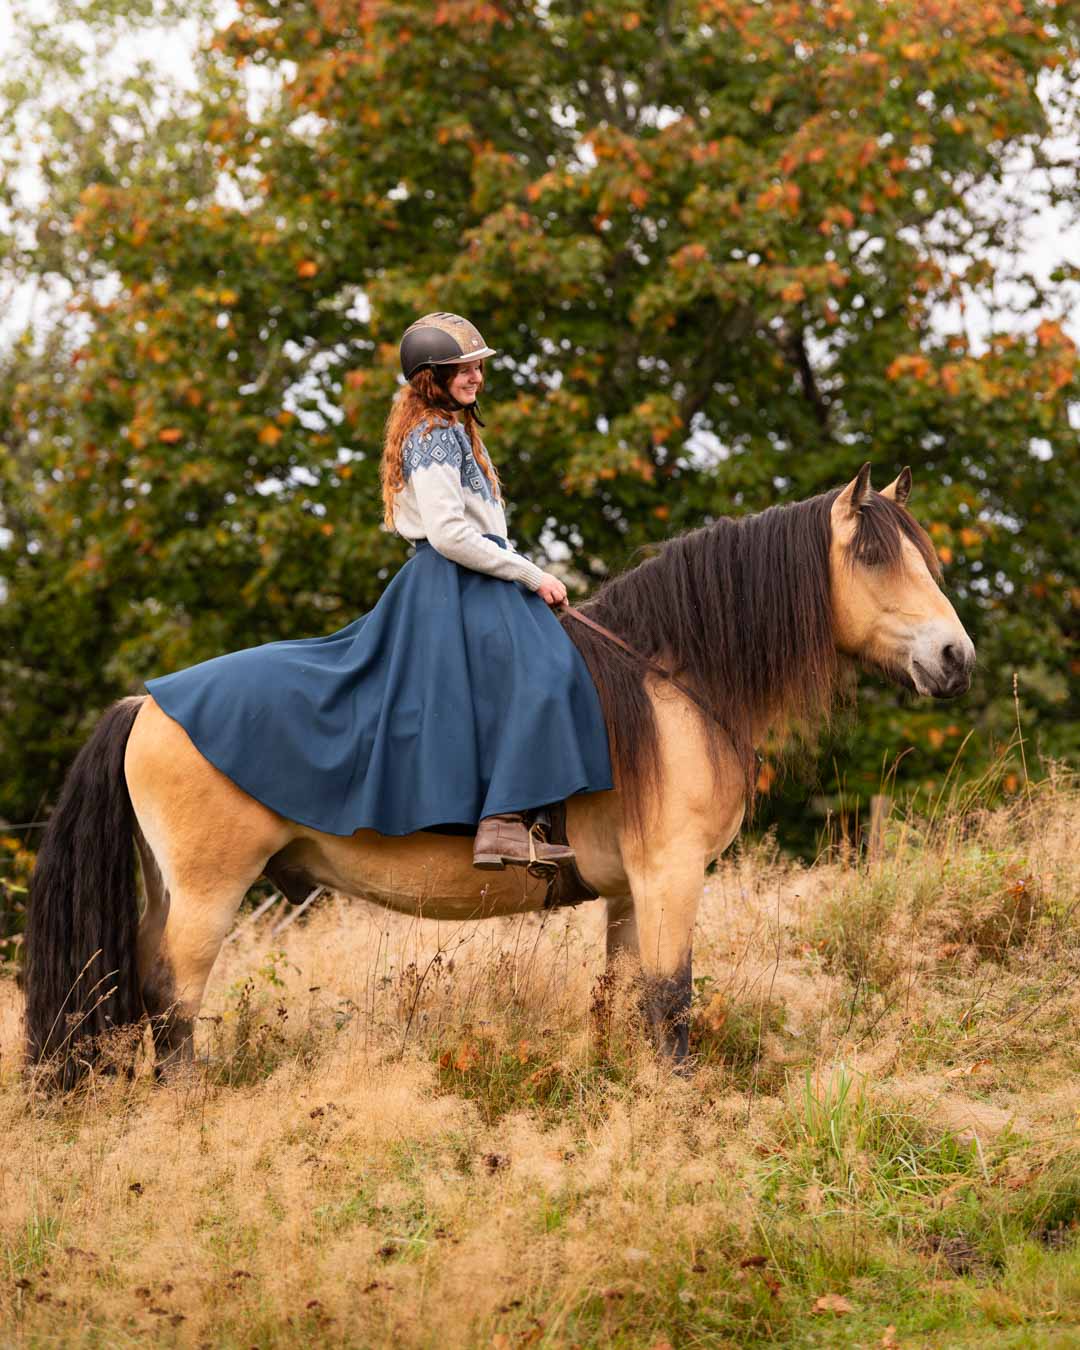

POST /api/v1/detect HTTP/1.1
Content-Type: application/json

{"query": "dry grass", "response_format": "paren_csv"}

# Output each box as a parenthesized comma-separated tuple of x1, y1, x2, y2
(2, 772, 1080, 1347)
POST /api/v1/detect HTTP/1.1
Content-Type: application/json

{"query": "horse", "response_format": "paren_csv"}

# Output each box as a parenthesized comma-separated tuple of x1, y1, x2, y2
(24, 464, 975, 1088)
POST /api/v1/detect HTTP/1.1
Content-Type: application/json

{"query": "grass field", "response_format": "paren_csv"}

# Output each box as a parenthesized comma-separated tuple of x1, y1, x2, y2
(2, 770, 1079, 1348)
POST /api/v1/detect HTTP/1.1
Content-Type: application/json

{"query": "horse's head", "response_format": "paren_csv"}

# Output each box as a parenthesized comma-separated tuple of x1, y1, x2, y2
(829, 463, 975, 699)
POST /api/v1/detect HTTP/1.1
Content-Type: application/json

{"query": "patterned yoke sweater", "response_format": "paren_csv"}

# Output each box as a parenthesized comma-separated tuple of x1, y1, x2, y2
(391, 419, 546, 591)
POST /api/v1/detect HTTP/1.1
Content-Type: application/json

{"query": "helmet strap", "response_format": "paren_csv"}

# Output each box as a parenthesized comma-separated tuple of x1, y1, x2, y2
(431, 365, 485, 426)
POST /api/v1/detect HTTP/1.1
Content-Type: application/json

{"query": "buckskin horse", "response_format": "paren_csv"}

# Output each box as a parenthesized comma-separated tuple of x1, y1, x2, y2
(25, 465, 974, 1088)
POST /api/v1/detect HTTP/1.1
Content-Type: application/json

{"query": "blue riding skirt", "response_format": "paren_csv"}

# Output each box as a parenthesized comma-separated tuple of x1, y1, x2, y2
(144, 537, 613, 837)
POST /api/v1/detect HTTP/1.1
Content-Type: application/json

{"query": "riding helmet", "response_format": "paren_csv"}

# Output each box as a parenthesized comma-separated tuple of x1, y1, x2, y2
(399, 312, 498, 380)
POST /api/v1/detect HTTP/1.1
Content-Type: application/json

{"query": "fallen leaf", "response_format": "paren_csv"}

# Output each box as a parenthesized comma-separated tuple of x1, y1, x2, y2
(813, 1293, 853, 1315)
(945, 1059, 993, 1078)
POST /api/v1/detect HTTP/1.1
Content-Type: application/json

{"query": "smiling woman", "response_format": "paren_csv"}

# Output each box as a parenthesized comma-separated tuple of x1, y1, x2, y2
(145, 312, 615, 874)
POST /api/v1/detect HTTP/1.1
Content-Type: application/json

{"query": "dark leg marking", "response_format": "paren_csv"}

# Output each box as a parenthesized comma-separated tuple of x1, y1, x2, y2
(141, 952, 194, 1076)
(642, 958, 692, 1065)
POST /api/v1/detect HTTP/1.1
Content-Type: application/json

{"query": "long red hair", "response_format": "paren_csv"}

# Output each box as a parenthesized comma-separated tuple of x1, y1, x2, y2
(380, 365, 501, 528)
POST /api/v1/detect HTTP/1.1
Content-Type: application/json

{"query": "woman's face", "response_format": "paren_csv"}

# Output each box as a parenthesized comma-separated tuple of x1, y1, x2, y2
(446, 360, 484, 405)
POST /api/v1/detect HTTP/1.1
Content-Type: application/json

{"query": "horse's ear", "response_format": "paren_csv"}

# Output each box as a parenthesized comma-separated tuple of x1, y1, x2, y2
(881, 466, 912, 505)
(836, 462, 873, 517)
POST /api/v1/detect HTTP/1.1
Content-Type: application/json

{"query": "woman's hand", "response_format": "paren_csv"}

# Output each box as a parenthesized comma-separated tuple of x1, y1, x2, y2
(536, 572, 568, 607)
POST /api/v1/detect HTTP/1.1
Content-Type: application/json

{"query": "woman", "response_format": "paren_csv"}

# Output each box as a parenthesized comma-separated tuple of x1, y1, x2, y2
(145, 312, 613, 870)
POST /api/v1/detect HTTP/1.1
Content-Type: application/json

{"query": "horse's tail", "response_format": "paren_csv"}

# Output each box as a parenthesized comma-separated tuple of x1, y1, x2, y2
(24, 696, 146, 1090)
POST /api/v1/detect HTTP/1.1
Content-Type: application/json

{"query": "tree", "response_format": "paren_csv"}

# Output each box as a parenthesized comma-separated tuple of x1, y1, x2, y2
(1, 0, 1077, 856)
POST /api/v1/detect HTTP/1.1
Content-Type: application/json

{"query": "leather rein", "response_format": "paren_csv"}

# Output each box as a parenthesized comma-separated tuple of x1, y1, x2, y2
(558, 604, 727, 729)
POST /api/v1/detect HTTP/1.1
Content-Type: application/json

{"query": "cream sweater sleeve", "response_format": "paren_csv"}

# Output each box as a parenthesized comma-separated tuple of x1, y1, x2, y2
(410, 462, 546, 590)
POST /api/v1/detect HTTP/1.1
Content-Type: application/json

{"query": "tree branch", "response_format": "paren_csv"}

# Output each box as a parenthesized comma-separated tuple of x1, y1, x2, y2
(778, 325, 830, 431)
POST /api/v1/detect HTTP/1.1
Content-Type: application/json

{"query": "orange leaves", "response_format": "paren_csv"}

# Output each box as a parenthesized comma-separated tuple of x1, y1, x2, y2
(1035, 319, 1074, 352)
(886, 353, 936, 384)
(433, 1, 509, 28)
(818, 204, 855, 235)
(688, 138, 723, 165)
(439, 1040, 479, 1073)
(941, 363, 961, 397)
(258, 424, 284, 446)
(633, 397, 683, 448)
(671, 242, 709, 272)
(821, 3, 854, 30)
(622, 10, 642, 29)
(756, 181, 801, 216)
(779, 281, 806, 304)
(525, 170, 573, 204)
(158, 427, 183, 444)
(296, 260, 319, 279)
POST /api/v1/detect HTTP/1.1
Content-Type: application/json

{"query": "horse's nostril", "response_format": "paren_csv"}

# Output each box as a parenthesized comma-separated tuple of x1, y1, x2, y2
(942, 643, 961, 670)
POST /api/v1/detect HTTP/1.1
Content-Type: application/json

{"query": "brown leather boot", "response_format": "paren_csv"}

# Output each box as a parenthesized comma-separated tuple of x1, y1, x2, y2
(473, 812, 577, 871)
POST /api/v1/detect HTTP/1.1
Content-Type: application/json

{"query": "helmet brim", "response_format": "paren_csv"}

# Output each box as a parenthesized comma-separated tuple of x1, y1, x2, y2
(429, 346, 498, 365)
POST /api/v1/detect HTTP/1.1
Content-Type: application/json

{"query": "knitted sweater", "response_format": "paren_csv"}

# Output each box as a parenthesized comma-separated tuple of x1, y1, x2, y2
(391, 419, 546, 591)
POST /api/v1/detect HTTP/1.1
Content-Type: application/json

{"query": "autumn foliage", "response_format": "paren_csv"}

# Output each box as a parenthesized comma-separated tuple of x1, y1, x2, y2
(0, 0, 1077, 846)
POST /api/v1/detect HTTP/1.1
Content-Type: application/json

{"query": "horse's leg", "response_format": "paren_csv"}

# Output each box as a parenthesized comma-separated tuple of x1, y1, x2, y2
(605, 893, 638, 964)
(134, 826, 170, 1009)
(126, 698, 292, 1075)
(622, 855, 704, 1064)
(141, 854, 266, 1074)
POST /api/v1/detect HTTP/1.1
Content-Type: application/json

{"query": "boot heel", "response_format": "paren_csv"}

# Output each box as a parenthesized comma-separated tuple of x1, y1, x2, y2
(472, 853, 507, 871)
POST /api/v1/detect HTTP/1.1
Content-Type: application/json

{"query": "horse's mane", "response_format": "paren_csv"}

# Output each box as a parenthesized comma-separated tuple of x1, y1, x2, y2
(561, 488, 939, 836)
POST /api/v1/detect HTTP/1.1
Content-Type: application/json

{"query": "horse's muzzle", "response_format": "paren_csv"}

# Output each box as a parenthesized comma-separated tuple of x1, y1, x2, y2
(912, 634, 976, 700)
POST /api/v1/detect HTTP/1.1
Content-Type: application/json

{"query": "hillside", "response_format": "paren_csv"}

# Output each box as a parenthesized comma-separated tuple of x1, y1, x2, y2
(1, 775, 1078, 1347)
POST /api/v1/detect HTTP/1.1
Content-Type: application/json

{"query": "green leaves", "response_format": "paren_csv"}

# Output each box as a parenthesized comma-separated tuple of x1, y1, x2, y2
(0, 0, 1078, 847)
